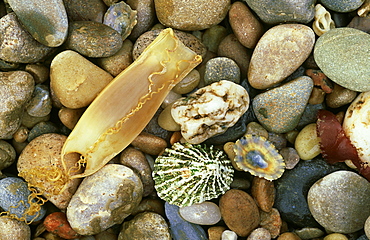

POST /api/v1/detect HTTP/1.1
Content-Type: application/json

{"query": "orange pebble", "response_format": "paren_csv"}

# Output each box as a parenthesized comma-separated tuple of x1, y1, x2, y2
(43, 212, 80, 239)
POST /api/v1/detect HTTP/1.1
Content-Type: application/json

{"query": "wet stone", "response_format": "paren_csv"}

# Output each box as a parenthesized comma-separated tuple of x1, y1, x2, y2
(25, 64, 49, 84)
(65, 21, 123, 58)
(0, 71, 34, 139)
(26, 84, 52, 118)
(63, 0, 107, 22)
(0, 13, 53, 63)
(172, 69, 200, 95)
(243, 0, 316, 24)
(208, 226, 227, 240)
(204, 57, 241, 85)
(179, 202, 222, 225)
(202, 25, 228, 53)
(7, 0, 68, 47)
(130, 198, 165, 216)
(223, 230, 238, 240)
(320, 0, 365, 12)
(296, 103, 324, 130)
(294, 123, 321, 161)
(0, 216, 31, 240)
(0, 140, 16, 170)
(0, 177, 47, 222)
(130, 132, 167, 155)
(27, 121, 59, 142)
(347, 16, 370, 34)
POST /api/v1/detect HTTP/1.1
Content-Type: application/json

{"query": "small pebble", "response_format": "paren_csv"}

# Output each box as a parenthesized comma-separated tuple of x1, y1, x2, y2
(324, 233, 348, 240)
(222, 230, 238, 240)
(0, 216, 31, 240)
(25, 64, 50, 84)
(126, 0, 156, 40)
(27, 121, 59, 142)
(64, 0, 107, 22)
(308, 88, 325, 105)
(208, 226, 227, 240)
(251, 177, 275, 212)
(26, 84, 52, 118)
(277, 233, 302, 240)
(294, 123, 321, 160)
(179, 202, 222, 225)
(230, 176, 251, 190)
(202, 25, 228, 53)
(259, 208, 282, 238)
(0, 140, 16, 170)
(285, 130, 299, 145)
(43, 212, 80, 239)
(172, 69, 200, 95)
(294, 228, 325, 240)
(365, 216, 370, 239)
(347, 16, 370, 33)
(161, 91, 182, 109)
(130, 198, 165, 217)
(247, 228, 271, 240)
(245, 122, 269, 139)
(12, 125, 29, 143)
(320, 0, 365, 12)
(267, 132, 287, 150)
(58, 107, 84, 130)
(204, 57, 241, 85)
(95, 229, 118, 240)
(130, 132, 167, 155)
(279, 147, 300, 170)
(326, 83, 357, 108)
(296, 103, 325, 129)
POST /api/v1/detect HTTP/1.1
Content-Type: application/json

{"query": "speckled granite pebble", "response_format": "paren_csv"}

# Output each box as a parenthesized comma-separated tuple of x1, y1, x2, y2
(27, 121, 59, 142)
(308, 171, 370, 233)
(154, 0, 230, 31)
(7, 0, 68, 47)
(0, 140, 16, 170)
(260, 208, 282, 238)
(247, 228, 271, 240)
(0, 13, 53, 63)
(320, 0, 365, 12)
(204, 57, 240, 85)
(252, 76, 313, 133)
(67, 164, 143, 235)
(314, 28, 370, 92)
(126, 0, 156, 40)
(64, 0, 107, 22)
(0, 71, 34, 139)
(0, 216, 31, 240)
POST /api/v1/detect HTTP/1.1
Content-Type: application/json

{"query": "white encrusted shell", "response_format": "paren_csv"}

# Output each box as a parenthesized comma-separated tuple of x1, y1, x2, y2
(171, 80, 250, 144)
(313, 4, 335, 36)
(152, 142, 234, 207)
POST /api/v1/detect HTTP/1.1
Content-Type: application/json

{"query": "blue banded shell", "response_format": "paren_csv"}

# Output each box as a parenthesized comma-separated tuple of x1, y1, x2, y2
(152, 142, 234, 207)
(234, 134, 285, 180)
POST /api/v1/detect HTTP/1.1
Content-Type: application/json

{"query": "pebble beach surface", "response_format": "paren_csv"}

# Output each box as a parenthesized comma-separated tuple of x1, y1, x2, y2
(0, 0, 370, 240)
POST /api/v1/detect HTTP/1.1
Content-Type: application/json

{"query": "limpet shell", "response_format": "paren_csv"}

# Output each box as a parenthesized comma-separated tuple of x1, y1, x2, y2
(234, 134, 285, 180)
(152, 142, 234, 207)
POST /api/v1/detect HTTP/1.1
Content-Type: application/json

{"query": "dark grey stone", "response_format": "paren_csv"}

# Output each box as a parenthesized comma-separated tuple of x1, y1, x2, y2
(321, 0, 365, 13)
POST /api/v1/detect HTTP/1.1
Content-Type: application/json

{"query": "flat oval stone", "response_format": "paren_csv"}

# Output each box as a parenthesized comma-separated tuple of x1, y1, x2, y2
(204, 57, 241, 85)
(0, 216, 31, 240)
(248, 24, 315, 90)
(7, 0, 68, 47)
(179, 202, 222, 225)
(0, 13, 53, 63)
(308, 171, 370, 233)
(320, 0, 365, 12)
(66, 164, 143, 235)
(65, 21, 123, 58)
(252, 76, 313, 133)
(314, 28, 370, 92)
(154, 0, 230, 31)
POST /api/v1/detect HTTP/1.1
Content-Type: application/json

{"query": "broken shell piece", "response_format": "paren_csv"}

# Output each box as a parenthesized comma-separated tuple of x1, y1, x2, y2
(233, 134, 285, 180)
(152, 142, 234, 207)
(61, 28, 202, 179)
(313, 4, 335, 36)
(171, 80, 250, 144)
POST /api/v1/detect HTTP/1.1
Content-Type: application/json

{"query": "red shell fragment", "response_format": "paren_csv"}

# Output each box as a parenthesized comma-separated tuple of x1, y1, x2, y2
(316, 109, 370, 181)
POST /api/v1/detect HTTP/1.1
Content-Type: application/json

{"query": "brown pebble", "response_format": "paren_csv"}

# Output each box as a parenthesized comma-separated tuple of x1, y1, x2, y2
(127, 0, 156, 40)
(131, 198, 165, 217)
(25, 63, 49, 84)
(308, 87, 326, 105)
(219, 189, 260, 237)
(279, 147, 300, 170)
(170, 131, 183, 145)
(245, 122, 269, 139)
(247, 228, 271, 240)
(260, 208, 282, 239)
(208, 226, 227, 240)
(251, 177, 275, 212)
(58, 107, 84, 130)
(223, 142, 242, 171)
(131, 132, 167, 155)
(326, 83, 358, 108)
(277, 232, 302, 240)
(12, 125, 29, 143)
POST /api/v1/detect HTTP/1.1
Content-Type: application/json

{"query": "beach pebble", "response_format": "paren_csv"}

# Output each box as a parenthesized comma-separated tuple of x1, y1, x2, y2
(25, 64, 49, 84)
(58, 107, 84, 130)
(161, 91, 182, 109)
(260, 208, 282, 238)
(130, 132, 167, 155)
(6, 0, 68, 47)
(179, 202, 221, 225)
(165, 202, 208, 240)
(0, 216, 31, 240)
(17, 133, 81, 209)
(219, 189, 260, 237)
(252, 76, 313, 133)
(154, 0, 230, 31)
(25, 84, 52, 118)
(50, 50, 113, 109)
(251, 177, 275, 212)
(275, 158, 346, 228)
(202, 25, 228, 53)
(27, 121, 59, 142)
(158, 103, 181, 132)
(118, 212, 171, 240)
(247, 228, 271, 240)
(65, 21, 123, 58)
(208, 226, 227, 240)
(278, 232, 302, 240)
(248, 24, 315, 89)
(244, 0, 315, 24)
(172, 80, 250, 144)
(0, 177, 46, 222)
(280, 147, 300, 169)
(0, 13, 53, 63)
(308, 171, 370, 233)
(119, 147, 154, 197)
(131, 198, 165, 216)
(222, 230, 238, 240)
(324, 233, 348, 240)
(0, 71, 34, 139)
(63, 0, 107, 22)
(347, 16, 370, 33)
(314, 28, 370, 92)
(326, 84, 357, 108)
(365, 216, 370, 239)
(294, 123, 321, 160)
(294, 228, 325, 239)
(172, 69, 200, 95)
(297, 103, 325, 129)
(126, 0, 156, 40)
(43, 212, 80, 239)
(320, 0, 365, 12)
(229, 2, 264, 49)
(204, 57, 241, 85)
(0, 140, 16, 170)
(67, 164, 143, 235)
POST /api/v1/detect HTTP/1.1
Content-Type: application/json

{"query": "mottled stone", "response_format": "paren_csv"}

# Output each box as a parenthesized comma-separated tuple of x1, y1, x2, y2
(229, 2, 264, 49)
(247, 228, 271, 240)
(179, 202, 221, 225)
(208, 226, 227, 240)
(165, 202, 208, 240)
(314, 28, 370, 92)
(63, 0, 107, 22)
(243, 0, 315, 24)
(204, 57, 241, 85)
(27, 121, 59, 142)
(251, 177, 275, 212)
(308, 171, 370, 233)
(280, 147, 300, 170)
(260, 208, 282, 238)
(0, 177, 46, 222)
(0, 71, 34, 139)
(252, 76, 314, 133)
(219, 189, 260, 237)
(0, 13, 53, 63)
(126, 0, 156, 40)
(67, 164, 143, 235)
(320, 0, 365, 12)
(7, 0, 68, 47)
(154, 0, 230, 31)
(50, 50, 113, 109)
(118, 212, 171, 240)
(275, 158, 347, 228)
(248, 24, 315, 89)
(65, 21, 123, 58)
(0, 140, 16, 170)
(43, 212, 80, 239)
(0, 217, 31, 240)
